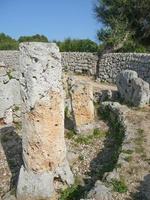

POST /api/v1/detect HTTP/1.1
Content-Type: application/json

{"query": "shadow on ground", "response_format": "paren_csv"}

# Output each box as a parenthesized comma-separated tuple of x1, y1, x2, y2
(0, 126, 23, 190)
(65, 116, 74, 130)
(131, 174, 150, 200)
(63, 124, 124, 200)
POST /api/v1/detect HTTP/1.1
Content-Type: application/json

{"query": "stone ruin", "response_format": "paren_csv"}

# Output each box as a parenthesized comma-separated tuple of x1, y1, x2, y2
(17, 43, 73, 200)
(0, 42, 150, 200)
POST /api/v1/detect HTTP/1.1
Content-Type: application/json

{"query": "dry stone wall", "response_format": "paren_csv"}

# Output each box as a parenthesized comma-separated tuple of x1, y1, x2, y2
(98, 53, 150, 83)
(61, 52, 98, 75)
(0, 51, 19, 70)
(0, 51, 150, 83)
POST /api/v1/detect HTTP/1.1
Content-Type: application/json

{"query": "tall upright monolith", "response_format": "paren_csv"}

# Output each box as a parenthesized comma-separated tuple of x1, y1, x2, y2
(17, 42, 74, 200)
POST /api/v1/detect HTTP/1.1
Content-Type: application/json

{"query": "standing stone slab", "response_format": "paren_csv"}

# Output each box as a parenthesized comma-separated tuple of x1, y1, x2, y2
(68, 77, 94, 134)
(17, 42, 73, 200)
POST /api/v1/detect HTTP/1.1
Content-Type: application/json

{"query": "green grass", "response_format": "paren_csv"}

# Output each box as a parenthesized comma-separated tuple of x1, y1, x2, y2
(93, 128, 107, 138)
(111, 179, 128, 193)
(7, 70, 13, 80)
(135, 128, 145, 155)
(74, 134, 93, 145)
(59, 178, 83, 200)
(66, 128, 107, 145)
(14, 121, 22, 130)
(122, 149, 133, 154)
(64, 106, 69, 118)
(65, 130, 76, 139)
(78, 155, 84, 161)
(124, 155, 132, 162)
(13, 106, 20, 112)
(74, 129, 107, 145)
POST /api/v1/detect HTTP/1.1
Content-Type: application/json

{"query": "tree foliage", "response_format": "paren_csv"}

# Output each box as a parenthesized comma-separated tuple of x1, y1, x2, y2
(94, 0, 150, 52)
(0, 33, 18, 50)
(0, 33, 98, 52)
(54, 38, 98, 52)
(18, 34, 48, 43)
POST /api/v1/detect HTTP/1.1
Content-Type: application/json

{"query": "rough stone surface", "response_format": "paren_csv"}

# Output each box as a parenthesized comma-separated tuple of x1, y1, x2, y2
(17, 42, 73, 200)
(68, 77, 94, 133)
(98, 53, 150, 83)
(100, 101, 134, 183)
(87, 180, 112, 200)
(1, 51, 150, 83)
(0, 66, 21, 124)
(17, 166, 54, 200)
(61, 52, 98, 75)
(116, 70, 150, 107)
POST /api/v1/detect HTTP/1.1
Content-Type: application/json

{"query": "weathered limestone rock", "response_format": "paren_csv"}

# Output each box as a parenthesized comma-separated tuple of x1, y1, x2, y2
(0, 67, 21, 125)
(116, 70, 150, 107)
(87, 180, 112, 200)
(17, 42, 74, 200)
(68, 77, 94, 134)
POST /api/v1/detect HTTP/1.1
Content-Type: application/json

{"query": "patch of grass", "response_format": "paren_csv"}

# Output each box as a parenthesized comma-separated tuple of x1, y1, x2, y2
(13, 106, 20, 112)
(10, 188, 16, 195)
(59, 178, 83, 200)
(135, 128, 145, 155)
(78, 155, 84, 161)
(75, 129, 107, 145)
(111, 179, 128, 193)
(14, 121, 22, 130)
(94, 102, 100, 109)
(122, 149, 133, 154)
(116, 163, 122, 168)
(75, 135, 93, 145)
(94, 102, 101, 119)
(137, 128, 144, 134)
(124, 155, 132, 162)
(65, 130, 76, 139)
(65, 106, 69, 118)
(7, 70, 13, 80)
(93, 128, 107, 138)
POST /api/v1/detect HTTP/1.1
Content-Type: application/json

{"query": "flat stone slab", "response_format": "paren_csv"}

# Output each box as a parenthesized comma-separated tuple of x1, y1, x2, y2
(17, 166, 54, 200)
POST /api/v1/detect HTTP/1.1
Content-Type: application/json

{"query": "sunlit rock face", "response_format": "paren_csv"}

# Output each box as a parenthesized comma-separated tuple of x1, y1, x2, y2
(17, 42, 74, 200)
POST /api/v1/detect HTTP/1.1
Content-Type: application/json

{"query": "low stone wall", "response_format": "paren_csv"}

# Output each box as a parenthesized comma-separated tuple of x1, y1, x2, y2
(98, 53, 150, 83)
(0, 51, 19, 70)
(0, 51, 150, 84)
(61, 52, 98, 75)
(0, 51, 98, 75)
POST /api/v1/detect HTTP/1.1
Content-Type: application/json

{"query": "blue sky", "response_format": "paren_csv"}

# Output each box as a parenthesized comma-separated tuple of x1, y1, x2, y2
(0, 0, 102, 42)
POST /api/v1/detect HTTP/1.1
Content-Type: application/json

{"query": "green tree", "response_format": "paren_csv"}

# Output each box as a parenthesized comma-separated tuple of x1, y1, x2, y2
(18, 34, 48, 43)
(94, 0, 150, 52)
(54, 38, 98, 52)
(0, 33, 18, 50)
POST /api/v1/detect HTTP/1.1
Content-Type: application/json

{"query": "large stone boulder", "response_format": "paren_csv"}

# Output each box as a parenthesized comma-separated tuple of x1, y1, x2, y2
(116, 70, 150, 107)
(17, 42, 74, 200)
